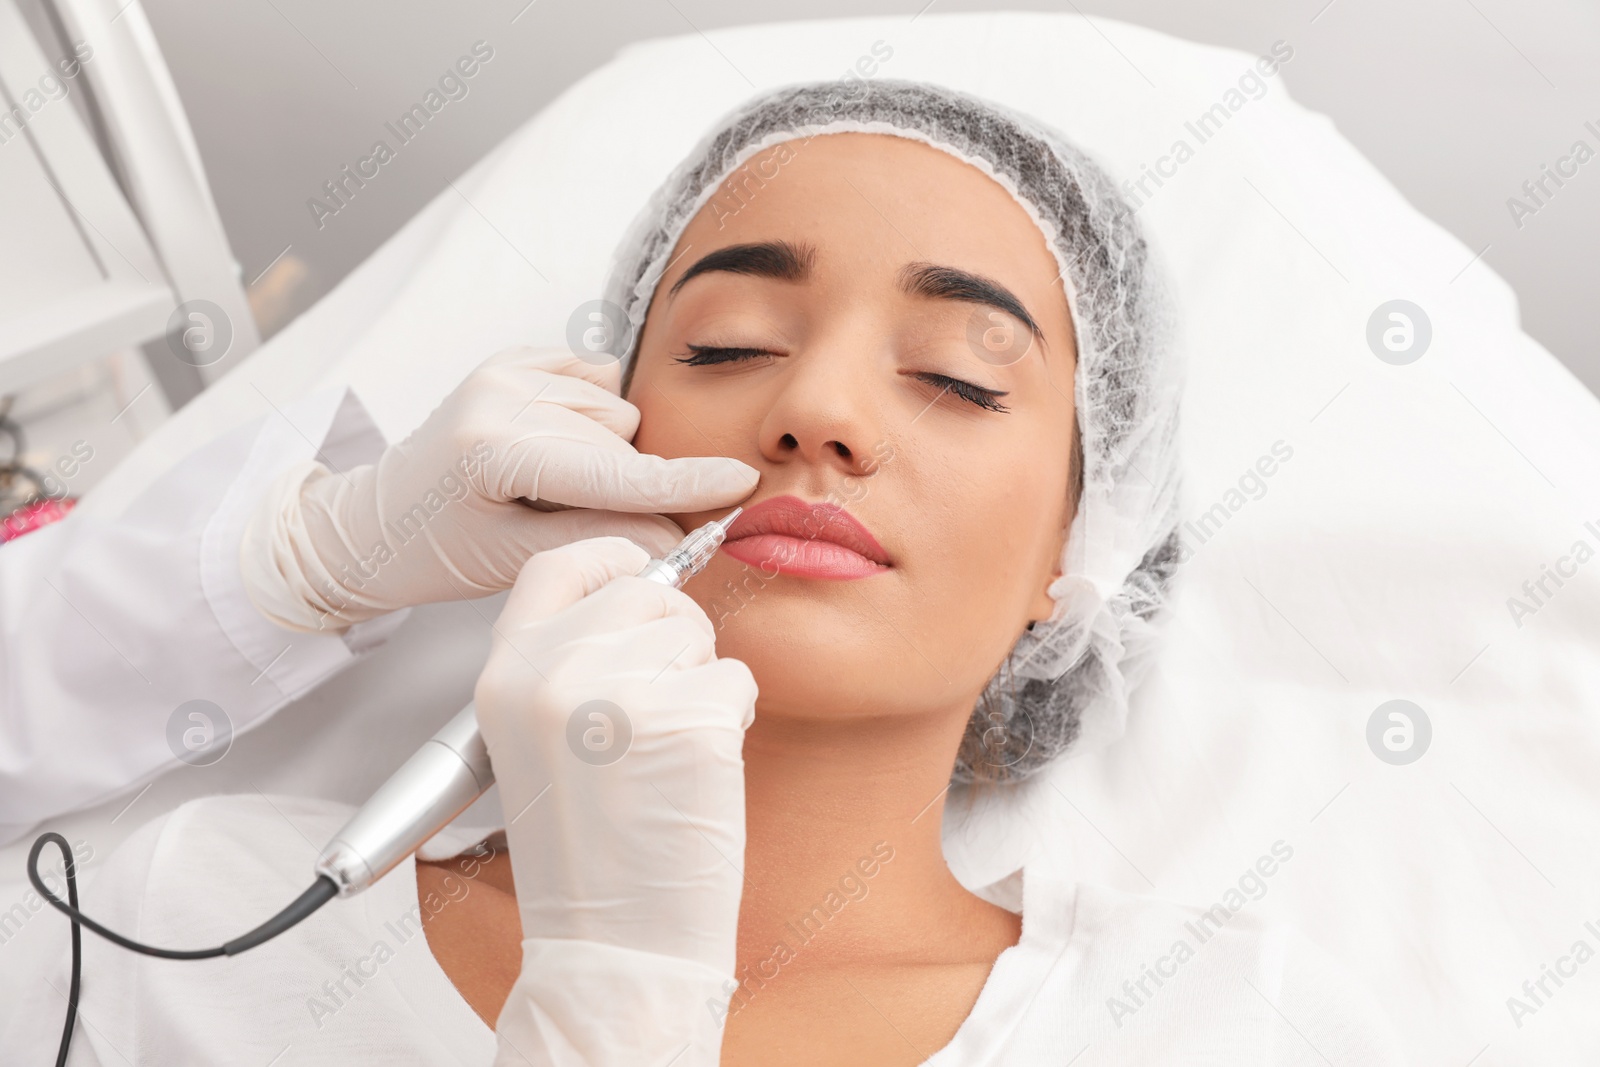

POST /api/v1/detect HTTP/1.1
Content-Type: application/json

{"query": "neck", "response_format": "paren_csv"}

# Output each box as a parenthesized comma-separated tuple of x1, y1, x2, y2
(736, 704, 981, 961)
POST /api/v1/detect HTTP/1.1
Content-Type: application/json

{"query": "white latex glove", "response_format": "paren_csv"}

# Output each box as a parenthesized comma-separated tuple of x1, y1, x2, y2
(475, 536, 756, 1067)
(241, 347, 759, 632)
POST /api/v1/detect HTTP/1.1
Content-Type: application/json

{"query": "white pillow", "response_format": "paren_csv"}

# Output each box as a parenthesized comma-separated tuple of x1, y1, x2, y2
(73, 12, 1600, 1063)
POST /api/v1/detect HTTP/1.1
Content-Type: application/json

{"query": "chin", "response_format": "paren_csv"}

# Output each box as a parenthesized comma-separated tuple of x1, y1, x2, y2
(682, 557, 952, 721)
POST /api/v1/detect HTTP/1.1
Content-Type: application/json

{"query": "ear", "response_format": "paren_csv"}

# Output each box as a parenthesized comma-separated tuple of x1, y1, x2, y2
(1027, 521, 1070, 625)
(1027, 572, 1059, 626)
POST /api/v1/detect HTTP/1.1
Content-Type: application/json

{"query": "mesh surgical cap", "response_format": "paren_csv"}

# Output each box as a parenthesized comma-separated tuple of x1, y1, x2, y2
(602, 78, 1184, 784)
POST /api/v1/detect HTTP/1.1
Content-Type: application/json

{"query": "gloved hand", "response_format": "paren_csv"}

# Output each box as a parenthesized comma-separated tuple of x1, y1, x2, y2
(241, 347, 759, 632)
(475, 536, 756, 1067)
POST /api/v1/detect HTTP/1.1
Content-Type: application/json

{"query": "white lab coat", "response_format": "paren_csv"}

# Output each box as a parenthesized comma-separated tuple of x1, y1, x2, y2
(0, 387, 408, 845)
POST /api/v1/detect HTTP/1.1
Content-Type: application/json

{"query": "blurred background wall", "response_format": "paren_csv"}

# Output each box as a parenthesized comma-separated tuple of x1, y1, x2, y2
(6, 0, 1597, 508)
(139, 0, 1600, 393)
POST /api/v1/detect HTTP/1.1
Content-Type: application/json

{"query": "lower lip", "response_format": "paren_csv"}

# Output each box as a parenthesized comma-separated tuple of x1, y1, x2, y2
(721, 534, 889, 580)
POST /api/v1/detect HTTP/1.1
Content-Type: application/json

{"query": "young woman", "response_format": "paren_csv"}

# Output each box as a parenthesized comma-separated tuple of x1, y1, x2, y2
(14, 80, 1405, 1066)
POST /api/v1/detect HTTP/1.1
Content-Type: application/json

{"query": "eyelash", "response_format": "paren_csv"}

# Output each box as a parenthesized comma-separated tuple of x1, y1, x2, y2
(673, 345, 1011, 413)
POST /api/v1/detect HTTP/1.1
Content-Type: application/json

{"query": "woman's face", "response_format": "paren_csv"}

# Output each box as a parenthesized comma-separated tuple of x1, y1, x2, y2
(628, 132, 1077, 729)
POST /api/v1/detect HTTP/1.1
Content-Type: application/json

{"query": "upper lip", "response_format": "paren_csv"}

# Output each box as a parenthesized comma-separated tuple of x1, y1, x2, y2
(725, 495, 891, 565)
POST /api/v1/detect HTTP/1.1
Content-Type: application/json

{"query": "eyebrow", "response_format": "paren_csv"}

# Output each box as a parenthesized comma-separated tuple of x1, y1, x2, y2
(665, 242, 1045, 343)
(897, 262, 1044, 342)
(667, 240, 815, 297)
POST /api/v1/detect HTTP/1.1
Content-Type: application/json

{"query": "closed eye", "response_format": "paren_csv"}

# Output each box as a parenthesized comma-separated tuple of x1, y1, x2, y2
(911, 372, 1010, 413)
(673, 346, 1010, 413)
(672, 344, 777, 366)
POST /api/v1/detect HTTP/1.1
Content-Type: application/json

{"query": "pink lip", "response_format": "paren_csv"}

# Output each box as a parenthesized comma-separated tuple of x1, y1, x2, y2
(721, 495, 891, 580)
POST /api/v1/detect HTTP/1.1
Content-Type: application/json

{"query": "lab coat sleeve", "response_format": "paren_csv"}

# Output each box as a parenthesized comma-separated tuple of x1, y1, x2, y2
(0, 386, 408, 845)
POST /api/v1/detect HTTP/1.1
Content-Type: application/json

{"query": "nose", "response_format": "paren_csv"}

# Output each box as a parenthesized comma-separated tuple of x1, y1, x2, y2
(756, 340, 883, 479)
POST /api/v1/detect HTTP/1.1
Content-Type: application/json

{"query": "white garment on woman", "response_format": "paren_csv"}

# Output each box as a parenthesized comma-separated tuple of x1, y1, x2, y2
(4, 794, 1408, 1065)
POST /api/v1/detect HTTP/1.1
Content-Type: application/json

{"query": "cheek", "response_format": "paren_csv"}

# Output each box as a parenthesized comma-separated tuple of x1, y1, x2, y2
(626, 366, 726, 501)
(628, 352, 773, 533)
(912, 460, 1064, 647)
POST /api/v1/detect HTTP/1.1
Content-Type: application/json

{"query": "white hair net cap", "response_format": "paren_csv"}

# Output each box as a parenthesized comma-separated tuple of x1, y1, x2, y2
(603, 78, 1184, 783)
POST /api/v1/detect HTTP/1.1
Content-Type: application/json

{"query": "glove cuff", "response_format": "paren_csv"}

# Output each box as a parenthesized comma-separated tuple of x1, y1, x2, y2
(495, 938, 735, 1067)
(241, 460, 375, 633)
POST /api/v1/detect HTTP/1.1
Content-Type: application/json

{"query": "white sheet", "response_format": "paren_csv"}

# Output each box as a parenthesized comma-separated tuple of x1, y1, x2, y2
(4, 13, 1598, 1063)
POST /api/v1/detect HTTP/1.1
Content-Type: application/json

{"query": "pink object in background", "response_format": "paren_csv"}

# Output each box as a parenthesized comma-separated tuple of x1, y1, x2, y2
(1, 497, 76, 543)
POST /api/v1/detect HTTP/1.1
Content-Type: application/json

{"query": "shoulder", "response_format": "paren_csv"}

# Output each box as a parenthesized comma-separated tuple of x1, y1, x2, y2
(1016, 874, 1410, 1064)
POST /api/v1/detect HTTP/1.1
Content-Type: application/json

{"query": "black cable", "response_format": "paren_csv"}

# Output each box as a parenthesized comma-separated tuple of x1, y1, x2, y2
(27, 832, 340, 1063)
(30, 835, 79, 1067)
(219, 878, 341, 955)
